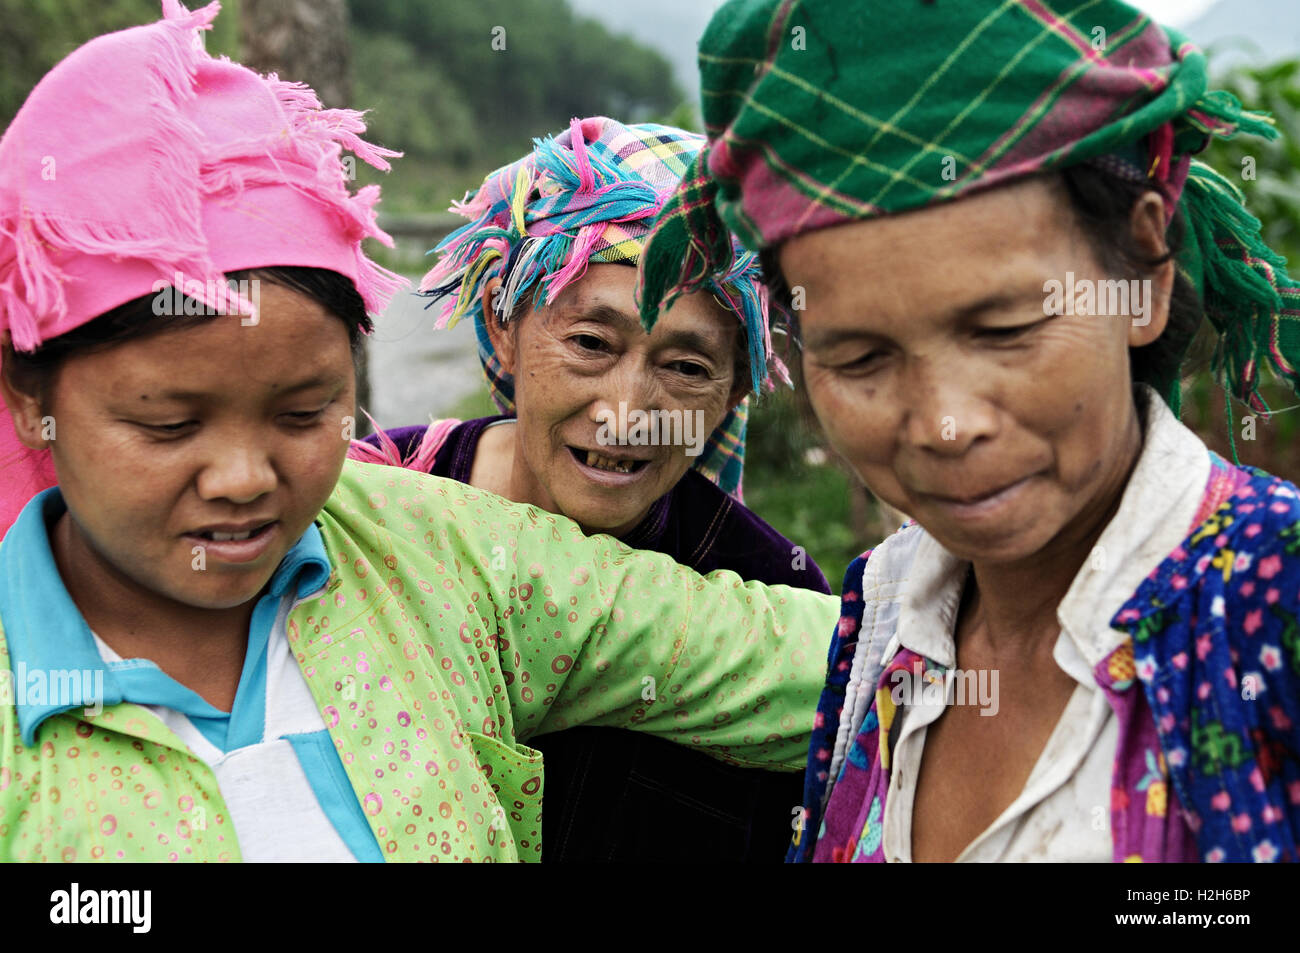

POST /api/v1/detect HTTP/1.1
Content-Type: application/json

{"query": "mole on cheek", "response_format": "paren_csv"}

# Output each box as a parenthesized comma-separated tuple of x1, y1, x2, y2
(1074, 402, 1083, 414)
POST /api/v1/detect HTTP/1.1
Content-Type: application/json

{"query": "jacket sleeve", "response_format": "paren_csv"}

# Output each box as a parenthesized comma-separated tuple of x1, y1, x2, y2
(492, 501, 841, 771)
(1236, 487, 1300, 838)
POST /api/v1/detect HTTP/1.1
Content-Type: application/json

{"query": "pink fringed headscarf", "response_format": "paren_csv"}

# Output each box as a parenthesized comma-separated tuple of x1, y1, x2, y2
(0, 0, 407, 537)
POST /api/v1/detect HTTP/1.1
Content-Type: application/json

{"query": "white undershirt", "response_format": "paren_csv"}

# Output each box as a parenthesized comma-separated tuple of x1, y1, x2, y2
(91, 588, 357, 862)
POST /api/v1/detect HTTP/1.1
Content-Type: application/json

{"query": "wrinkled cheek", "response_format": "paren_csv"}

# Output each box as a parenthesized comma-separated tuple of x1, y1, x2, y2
(805, 374, 882, 469)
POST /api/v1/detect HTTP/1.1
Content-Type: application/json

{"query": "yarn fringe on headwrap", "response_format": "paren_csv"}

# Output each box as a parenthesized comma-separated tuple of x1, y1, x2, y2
(2, 1, 225, 350)
(1161, 79, 1300, 438)
(346, 409, 461, 472)
(636, 144, 738, 335)
(1180, 160, 1300, 417)
(252, 74, 406, 316)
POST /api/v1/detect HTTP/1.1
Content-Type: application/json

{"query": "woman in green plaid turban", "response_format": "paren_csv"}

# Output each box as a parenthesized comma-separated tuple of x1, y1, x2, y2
(639, 0, 1300, 863)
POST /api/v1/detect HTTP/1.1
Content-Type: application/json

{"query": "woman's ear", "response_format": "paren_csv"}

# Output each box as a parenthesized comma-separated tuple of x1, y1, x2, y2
(1128, 191, 1174, 349)
(726, 381, 748, 416)
(0, 338, 52, 451)
(480, 276, 518, 376)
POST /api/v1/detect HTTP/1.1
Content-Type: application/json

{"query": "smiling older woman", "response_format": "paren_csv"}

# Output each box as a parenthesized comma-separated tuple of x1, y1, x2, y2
(641, 0, 1300, 863)
(353, 117, 831, 862)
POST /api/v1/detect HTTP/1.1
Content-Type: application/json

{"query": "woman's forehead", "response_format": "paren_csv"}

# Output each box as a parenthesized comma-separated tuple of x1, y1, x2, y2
(545, 269, 735, 349)
(68, 289, 353, 395)
(783, 177, 1077, 300)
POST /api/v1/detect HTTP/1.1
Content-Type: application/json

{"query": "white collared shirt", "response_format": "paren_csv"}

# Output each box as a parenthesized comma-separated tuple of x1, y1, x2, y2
(91, 587, 359, 863)
(876, 385, 1210, 861)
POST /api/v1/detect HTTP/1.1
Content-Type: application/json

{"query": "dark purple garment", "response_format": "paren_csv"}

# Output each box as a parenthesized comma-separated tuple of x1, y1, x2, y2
(363, 417, 831, 862)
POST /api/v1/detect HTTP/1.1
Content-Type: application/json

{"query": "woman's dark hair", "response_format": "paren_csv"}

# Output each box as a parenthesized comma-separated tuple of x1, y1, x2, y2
(761, 163, 1207, 400)
(5, 266, 370, 404)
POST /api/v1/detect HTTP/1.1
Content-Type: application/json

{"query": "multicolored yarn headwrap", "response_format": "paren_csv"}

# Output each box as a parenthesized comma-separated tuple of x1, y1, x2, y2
(0, 0, 406, 536)
(638, 0, 1300, 427)
(419, 116, 789, 498)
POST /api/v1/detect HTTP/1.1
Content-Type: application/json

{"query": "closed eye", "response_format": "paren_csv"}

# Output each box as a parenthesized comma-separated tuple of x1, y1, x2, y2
(837, 351, 884, 372)
(976, 320, 1043, 340)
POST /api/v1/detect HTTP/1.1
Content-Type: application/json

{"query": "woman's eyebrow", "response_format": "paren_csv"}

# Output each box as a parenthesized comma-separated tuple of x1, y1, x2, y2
(802, 289, 1034, 349)
(654, 329, 723, 356)
(138, 373, 340, 402)
(564, 303, 640, 331)
(946, 290, 1027, 321)
(802, 326, 885, 350)
(273, 373, 341, 395)
(567, 304, 725, 353)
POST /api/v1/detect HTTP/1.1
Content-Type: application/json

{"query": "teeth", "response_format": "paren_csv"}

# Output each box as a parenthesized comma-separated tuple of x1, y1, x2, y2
(584, 450, 634, 473)
(208, 529, 254, 541)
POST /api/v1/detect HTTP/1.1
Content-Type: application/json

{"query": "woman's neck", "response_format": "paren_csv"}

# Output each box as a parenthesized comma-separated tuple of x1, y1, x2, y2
(961, 404, 1145, 658)
(51, 511, 253, 711)
(468, 420, 529, 502)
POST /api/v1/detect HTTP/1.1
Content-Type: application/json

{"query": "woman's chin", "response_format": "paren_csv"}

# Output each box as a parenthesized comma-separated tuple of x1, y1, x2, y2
(925, 517, 1059, 568)
(560, 498, 651, 538)
(154, 567, 275, 612)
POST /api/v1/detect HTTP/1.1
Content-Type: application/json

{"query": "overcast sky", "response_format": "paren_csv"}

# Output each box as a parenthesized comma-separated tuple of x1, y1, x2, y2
(567, 0, 1253, 103)
(1131, 0, 1216, 25)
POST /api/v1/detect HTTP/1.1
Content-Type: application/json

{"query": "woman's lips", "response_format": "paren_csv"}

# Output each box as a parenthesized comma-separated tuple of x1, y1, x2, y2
(567, 446, 652, 487)
(922, 475, 1036, 521)
(182, 521, 279, 564)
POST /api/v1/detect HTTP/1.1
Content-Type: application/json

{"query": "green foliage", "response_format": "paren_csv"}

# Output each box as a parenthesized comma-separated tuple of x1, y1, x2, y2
(352, 31, 478, 168)
(0, 0, 678, 199)
(350, 0, 681, 166)
(0, 0, 240, 127)
(1180, 53, 1300, 478)
(742, 387, 878, 594)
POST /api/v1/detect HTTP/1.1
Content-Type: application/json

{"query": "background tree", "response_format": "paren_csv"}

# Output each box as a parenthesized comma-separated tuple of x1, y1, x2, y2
(239, 0, 351, 108)
(238, 0, 374, 424)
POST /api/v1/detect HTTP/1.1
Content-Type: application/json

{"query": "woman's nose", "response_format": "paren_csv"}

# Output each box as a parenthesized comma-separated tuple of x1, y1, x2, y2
(195, 440, 277, 504)
(900, 357, 998, 455)
(588, 357, 659, 429)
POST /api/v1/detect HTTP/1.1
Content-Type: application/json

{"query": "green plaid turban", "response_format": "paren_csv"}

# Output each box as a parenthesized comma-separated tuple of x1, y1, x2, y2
(638, 0, 1300, 421)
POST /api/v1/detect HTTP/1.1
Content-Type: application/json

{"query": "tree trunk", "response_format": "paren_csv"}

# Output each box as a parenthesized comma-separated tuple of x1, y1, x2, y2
(238, 0, 372, 433)
(238, 0, 352, 107)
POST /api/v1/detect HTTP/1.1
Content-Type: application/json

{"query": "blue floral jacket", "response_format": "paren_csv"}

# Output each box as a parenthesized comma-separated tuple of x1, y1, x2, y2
(791, 452, 1300, 863)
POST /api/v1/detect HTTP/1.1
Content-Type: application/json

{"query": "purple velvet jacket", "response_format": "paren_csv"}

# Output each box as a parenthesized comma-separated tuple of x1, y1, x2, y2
(364, 417, 831, 593)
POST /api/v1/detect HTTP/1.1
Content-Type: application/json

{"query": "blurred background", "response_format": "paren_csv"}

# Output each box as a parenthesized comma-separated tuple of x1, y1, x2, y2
(3, 0, 1298, 590)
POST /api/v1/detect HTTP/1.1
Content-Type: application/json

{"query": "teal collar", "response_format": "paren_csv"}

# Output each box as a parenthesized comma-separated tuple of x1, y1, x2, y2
(0, 488, 329, 747)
